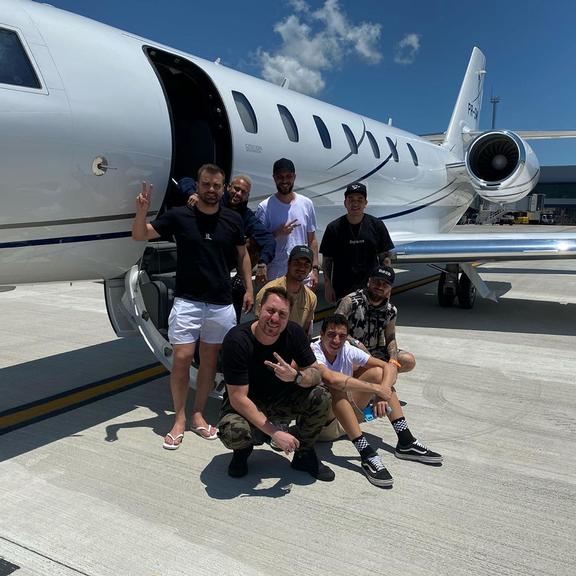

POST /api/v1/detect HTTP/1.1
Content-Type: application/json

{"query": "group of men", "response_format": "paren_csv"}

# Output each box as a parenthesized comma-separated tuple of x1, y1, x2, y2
(132, 158, 441, 487)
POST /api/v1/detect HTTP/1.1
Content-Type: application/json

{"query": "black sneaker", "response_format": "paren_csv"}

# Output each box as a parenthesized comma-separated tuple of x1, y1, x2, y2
(228, 446, 254, 478)
(395, 439, 443, 464)
(360, 455, 394, 487)
(291, 449, 335, 482)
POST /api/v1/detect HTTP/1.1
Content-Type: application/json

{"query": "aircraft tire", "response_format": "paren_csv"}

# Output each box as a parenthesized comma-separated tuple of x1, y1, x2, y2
(437, 272, 455, 307)
(457, 273, 476, 309)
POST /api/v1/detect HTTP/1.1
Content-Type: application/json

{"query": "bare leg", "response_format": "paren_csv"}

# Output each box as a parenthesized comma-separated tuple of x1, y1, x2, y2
(190, 341, 221, 432)
(330, 389, 362, 440)
(165, 342, 196, 446)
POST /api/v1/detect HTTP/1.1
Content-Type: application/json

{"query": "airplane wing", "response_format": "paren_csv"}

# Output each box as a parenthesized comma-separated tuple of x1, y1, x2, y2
(391, 229, 576, 263)
(421, 130, 576, 144)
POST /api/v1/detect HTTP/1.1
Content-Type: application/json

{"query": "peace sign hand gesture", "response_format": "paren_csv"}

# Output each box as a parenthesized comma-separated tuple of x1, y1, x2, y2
(263, 352, 298, 383)
(136, 181, 153, 212)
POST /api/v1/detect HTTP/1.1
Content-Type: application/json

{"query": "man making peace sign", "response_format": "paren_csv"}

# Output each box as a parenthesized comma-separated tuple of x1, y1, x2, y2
(218, 286, 334, 482)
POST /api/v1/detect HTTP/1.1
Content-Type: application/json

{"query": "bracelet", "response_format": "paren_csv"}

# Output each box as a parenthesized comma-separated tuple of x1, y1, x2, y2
(342, 377, 351, 391)
(257, 263, 266, 268)
(389, 359, 402, 369)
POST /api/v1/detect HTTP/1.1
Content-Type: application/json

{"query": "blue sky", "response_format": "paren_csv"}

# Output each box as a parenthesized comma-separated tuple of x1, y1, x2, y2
(46, 0, 576, 165)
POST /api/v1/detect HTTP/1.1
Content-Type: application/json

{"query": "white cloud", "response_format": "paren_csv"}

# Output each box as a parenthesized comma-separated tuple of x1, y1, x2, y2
(394, 33, 421, 65)
(257, 0, 382, 95)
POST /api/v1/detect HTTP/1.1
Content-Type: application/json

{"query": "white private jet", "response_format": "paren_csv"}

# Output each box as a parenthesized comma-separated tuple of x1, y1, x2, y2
(2, 0, 576, 379)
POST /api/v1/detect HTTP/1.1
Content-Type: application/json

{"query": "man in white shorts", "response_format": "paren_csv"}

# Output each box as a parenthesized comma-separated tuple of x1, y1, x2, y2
(256, 158, 320, 288)
(132, 164, 253, 449)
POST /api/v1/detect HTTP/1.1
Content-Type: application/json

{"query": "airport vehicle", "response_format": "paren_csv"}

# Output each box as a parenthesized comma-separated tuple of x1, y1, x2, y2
(498, 214, 515, 225)
(541, 213, 555, 225)
(1, 0, 576, 376)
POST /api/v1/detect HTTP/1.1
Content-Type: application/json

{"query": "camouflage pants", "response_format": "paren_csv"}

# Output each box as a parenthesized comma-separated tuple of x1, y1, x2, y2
(218, 386, 331, 451)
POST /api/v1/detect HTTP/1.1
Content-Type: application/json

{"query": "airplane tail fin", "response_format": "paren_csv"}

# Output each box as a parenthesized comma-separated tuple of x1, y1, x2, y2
(443, 47, 486, 159)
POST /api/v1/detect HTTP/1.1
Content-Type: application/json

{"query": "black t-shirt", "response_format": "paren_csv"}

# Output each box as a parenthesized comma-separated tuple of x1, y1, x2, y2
(222, 321, 317, 404)
(320, 213, 394, 299)
(151, 206, 245, 305)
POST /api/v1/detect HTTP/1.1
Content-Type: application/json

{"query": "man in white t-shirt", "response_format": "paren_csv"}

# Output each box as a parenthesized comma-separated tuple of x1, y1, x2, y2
(311, 314, 442, 487)
(256, 158, 320, 288)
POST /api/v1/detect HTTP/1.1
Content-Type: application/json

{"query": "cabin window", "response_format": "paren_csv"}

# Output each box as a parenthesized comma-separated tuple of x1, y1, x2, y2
(232, 90, 258, 134)
(407, 142, 419, 166)
(366, 131, 380, 159)
(386, 137, 399, 162)
(277, 104, 299, 142)
(313, 115, 331, 149)
(0, 28, 41, 89)
(342, 124, 358, 154)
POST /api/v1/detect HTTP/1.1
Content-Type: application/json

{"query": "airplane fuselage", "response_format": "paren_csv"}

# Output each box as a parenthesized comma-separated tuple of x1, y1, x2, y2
(0, 0, 472, 285)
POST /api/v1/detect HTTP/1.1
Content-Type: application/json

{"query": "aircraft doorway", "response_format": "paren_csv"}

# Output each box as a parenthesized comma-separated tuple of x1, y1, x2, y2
(144, 47, 232, 207)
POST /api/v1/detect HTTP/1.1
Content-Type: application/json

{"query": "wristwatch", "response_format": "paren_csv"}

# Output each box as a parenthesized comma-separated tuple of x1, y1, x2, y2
(292, 370, 303, 386)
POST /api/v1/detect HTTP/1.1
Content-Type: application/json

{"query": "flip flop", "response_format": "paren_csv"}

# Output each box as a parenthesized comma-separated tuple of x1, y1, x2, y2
(163, 432, 184, 450)
(191, 425, 218, 441)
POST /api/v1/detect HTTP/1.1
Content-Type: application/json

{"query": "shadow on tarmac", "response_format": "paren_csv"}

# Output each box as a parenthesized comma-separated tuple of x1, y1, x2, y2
(393, 285, 576, 337)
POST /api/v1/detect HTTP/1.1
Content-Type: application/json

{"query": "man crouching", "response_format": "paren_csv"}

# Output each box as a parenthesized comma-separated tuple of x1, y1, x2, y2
(218, 287, 335, 482)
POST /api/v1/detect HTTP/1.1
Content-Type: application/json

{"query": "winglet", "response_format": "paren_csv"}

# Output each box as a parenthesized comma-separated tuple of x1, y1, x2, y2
(442, 47, 486, 159)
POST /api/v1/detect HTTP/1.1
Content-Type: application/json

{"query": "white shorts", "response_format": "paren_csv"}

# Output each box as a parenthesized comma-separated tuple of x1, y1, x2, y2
(168, 298, 236, 345)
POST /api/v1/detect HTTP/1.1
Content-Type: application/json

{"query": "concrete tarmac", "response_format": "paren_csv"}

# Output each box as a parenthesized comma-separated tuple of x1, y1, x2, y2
(1, 238, 576, 575)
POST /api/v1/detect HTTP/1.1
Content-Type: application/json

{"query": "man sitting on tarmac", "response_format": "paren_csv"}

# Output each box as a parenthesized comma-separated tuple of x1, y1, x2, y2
(311, 314, 395, 486)
(336, 264, 415, 375)
(312, 314, 442, 487)
(334, 266, 443, 463)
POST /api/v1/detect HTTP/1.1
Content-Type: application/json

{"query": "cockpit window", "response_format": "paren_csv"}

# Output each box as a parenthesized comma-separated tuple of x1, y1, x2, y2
(0, 28, 41, 89)
(232, 90, 258, 134)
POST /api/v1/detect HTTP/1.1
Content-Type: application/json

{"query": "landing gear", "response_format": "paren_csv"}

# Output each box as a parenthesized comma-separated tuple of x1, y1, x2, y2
(437, 265, 476, 309)
(456, 272, 476, 309)
(437, 271, 456, 307)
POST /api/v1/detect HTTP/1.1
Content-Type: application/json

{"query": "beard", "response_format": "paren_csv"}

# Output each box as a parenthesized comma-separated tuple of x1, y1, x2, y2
(276, 183, 294, 195)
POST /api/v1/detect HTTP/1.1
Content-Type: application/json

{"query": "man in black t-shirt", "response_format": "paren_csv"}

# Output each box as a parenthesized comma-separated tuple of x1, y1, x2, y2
(218, 286, 334, 481)
(321, 182, 394, 302)
(132, 164, 253, 450)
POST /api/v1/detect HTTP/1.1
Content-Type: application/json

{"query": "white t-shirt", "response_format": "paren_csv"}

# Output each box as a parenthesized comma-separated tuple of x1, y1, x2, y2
(311, 340, 370, 376)
(256, 193, 317, 280)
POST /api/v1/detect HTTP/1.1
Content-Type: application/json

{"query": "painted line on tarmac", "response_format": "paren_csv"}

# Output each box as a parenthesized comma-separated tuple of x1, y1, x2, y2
(0, 363, 168, 435)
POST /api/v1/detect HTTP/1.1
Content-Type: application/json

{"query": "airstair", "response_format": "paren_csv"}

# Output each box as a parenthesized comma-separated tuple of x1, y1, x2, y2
(477, 206, 509, 225)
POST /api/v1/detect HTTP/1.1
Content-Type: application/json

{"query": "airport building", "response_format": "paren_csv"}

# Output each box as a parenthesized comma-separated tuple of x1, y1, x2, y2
(534, 165, 576, 223)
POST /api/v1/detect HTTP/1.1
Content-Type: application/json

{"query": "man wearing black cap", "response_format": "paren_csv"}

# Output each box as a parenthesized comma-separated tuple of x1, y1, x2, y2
(334, 266, 442, 464)
(256, 158, 320, 288)
(255, 245, 317, 335)
(321, 181, 394, 303)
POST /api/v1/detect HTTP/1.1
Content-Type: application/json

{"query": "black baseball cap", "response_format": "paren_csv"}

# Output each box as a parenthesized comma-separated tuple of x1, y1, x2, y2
(369, 265, 395, 285)
(344, 181, 367, 198)
(289, 245, 313, 263)
(273, 157, 295, 173)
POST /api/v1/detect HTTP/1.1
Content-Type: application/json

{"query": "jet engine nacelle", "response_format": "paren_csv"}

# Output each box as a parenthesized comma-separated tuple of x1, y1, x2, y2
(465, 130, 540, 204)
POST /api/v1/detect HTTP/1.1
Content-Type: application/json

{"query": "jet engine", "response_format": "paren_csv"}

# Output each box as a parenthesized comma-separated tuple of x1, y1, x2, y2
(465, 130, 539, 203)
